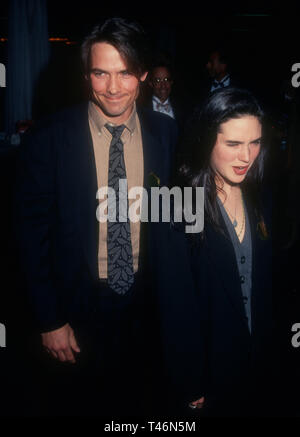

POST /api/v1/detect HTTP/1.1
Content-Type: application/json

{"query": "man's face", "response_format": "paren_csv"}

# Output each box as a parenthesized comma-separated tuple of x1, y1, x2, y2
(206, 51, 226, 79)
(149, 66, 173, 103)
(88, 42, 147, 124)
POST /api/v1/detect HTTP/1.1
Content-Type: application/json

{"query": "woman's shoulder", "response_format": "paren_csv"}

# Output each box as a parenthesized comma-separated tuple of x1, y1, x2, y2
(242, 183, 272, 236)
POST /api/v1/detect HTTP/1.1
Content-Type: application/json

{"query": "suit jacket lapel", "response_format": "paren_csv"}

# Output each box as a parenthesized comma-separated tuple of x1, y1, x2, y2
(138, 108, 164, 190)
(66, 104, 99, 279)
(137, 108, 165, 272)
(205, 207, 250, 332)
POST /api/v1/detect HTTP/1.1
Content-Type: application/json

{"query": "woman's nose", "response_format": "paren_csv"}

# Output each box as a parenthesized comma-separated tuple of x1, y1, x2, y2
(238, 145, 250, 162)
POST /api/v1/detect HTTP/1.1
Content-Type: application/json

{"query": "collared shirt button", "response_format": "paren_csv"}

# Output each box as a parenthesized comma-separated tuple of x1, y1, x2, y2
(240, 275, 245, 284)
(241, 256, 246, 264)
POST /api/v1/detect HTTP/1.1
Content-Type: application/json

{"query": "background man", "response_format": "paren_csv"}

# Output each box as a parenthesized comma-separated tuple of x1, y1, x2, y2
(144, 55, 189, 134)
(206, 47, 232, 92)
(149, 62, 175, 118)
(16, 17, 177, 416)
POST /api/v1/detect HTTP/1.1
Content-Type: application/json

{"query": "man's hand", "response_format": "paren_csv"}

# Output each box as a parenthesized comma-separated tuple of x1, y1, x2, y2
(189, 396, 205, 410)
(41, 323, 81, 363)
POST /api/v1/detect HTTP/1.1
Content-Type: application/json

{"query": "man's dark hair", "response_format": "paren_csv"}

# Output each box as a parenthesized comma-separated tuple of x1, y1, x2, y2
(81, 17, 151, 77)
(149, 51, 174, 79)
(211, 45, 231, 66)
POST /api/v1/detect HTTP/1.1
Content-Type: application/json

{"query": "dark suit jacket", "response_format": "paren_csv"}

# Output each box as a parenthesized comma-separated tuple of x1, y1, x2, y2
(153, 189, 276, 415)
(15, 103, 178, 333)
(142, 94, 191, 134)
(195, 75, 245, 106)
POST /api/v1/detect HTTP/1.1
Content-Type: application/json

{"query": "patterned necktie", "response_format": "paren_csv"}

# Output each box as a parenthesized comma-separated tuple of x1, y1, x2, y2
(105, 123, 134, 295)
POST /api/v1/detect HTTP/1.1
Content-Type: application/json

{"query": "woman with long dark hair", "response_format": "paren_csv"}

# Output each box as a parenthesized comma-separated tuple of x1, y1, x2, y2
(155, 87, 276, 416)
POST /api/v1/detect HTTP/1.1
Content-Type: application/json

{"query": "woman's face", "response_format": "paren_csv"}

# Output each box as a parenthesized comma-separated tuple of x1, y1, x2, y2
(210, 115, 262, 187)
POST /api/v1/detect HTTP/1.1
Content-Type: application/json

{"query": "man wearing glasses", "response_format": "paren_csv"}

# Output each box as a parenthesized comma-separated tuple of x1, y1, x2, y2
(149, 63, 175, 119)
(146, 57, 191, 137)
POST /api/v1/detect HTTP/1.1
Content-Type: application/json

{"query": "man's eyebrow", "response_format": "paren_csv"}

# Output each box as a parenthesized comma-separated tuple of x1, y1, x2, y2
(90, 68, 107, 73)
(90, 68, 131, 74)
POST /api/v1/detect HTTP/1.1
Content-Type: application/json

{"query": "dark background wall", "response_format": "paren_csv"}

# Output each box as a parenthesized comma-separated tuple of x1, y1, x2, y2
(1, 2, 300, 127)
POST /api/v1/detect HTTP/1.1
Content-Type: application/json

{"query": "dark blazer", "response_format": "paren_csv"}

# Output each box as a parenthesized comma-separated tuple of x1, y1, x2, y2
(153, 190, 276, 415)
(15, 103, 178, 333)
(196, 75, 245, 105)
(142, 94, 191, 134)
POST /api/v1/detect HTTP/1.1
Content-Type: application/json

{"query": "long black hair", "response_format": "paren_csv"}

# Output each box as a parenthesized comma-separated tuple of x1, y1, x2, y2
(178, 87, 268, 235)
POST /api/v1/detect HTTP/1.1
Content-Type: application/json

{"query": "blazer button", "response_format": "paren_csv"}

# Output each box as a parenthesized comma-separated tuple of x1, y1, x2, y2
(241, 256, 246, 264)
(240, 275, 245, 284)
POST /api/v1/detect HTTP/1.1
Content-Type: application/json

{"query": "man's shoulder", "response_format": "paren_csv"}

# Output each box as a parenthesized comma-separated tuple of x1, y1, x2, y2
(31, 103, 88, 135)
(21, 103, 89, 154)
(137, 105, 178, 131)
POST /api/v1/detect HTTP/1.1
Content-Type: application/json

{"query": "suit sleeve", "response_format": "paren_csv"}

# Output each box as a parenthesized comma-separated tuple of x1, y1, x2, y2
(15, 123, 67, 333)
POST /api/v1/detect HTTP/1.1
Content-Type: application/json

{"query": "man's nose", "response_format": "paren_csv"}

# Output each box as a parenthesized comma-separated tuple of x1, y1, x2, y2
(107, 75, 119, 94)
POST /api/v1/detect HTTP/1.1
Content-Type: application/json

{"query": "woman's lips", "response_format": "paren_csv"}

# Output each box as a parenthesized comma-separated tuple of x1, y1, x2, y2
(232, 165, 249, 175)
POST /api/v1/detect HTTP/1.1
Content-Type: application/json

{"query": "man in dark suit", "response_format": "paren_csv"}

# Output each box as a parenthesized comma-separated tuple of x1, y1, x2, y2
(16, 17, 177, 416)
(195, 45, 243, 107)
(143, 56, 189, 134)
(206, 48, 232, 91)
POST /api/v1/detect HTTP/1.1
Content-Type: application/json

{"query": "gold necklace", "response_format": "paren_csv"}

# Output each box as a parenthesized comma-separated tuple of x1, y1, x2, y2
(225, 206, 238, 227)
(223, 190, 245, 238)
(223, 190, 239, 227)
(236, 205, 245, 239)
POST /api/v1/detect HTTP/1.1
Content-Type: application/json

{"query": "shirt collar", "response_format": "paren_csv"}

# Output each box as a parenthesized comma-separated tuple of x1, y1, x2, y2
(88, 101, 137, 134)
(216, 74, 230, 85)
(152, 95, 170, 106)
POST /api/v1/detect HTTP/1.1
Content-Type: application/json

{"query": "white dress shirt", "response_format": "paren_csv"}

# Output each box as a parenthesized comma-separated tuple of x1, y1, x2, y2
(152, 96, 175, 119)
